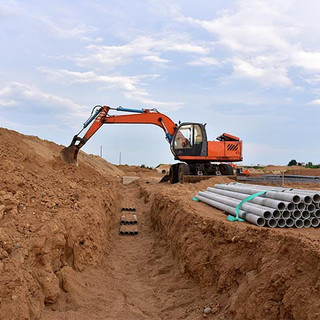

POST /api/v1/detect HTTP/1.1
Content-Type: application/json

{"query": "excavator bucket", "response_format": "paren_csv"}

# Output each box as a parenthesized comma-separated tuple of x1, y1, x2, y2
(60, 135, 82, 165)
(60, 145, 79, 165)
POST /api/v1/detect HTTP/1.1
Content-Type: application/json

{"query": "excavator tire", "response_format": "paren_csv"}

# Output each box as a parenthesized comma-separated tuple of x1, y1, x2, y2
(169, 165, 179, 184)
(178, 163, 190, 183)
(219, 164, 234, 175)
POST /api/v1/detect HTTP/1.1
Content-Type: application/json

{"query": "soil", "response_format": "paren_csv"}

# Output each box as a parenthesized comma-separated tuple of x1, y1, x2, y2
(1, 127, 320, 319)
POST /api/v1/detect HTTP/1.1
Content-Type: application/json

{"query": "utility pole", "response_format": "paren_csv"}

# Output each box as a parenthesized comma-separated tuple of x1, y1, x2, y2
(100, 146, 103, 158)
(119, 152, 122, 165)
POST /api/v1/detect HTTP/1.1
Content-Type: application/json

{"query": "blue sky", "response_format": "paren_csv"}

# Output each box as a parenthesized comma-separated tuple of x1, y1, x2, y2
(1, 0, 320, 166)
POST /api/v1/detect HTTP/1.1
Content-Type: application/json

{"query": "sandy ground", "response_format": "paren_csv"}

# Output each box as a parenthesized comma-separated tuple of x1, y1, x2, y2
(2, 127, 320, 319)
(42, 184, 206, 320)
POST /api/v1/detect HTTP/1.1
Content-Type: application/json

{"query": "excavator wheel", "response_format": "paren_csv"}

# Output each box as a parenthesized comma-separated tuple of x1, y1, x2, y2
(178, 163, 190, 183)
(219, 164, 234, 175)
(169, 165, 179, 184)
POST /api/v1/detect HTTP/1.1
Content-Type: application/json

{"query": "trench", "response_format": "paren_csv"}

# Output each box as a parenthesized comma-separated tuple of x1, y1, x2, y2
(42, 183, 207, 320)
(41, 178, 320, 320)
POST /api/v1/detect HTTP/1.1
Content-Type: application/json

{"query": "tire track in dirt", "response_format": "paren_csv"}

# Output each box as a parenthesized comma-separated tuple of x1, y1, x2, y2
(43, 184, 206, 320)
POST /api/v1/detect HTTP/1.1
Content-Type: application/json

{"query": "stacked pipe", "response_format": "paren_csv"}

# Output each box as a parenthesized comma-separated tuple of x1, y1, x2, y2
(195, 182, 320, 228)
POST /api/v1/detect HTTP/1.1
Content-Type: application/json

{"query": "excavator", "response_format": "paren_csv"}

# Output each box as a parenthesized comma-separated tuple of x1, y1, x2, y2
(61, 105, 243, 183)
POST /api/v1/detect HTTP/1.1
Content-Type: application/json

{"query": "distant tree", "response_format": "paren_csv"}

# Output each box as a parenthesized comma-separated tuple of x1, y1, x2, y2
(288, 159, 297, 166)
(306, 161, 313, 167)
(140, 164, 146, 168)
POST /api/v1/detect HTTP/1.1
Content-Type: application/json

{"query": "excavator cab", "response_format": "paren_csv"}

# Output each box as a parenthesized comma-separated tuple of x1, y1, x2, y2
(171, 123, 207, 159)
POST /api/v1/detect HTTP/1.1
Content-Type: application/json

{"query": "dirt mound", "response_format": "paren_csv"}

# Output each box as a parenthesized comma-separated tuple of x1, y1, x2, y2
(141, 180, 320, 319)
(247, 165, 320, 176)
(0, 128, 121, 319)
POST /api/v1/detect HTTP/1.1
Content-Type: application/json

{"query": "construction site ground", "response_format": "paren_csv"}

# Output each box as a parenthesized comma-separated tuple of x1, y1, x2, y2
(1, 127, 320, 320)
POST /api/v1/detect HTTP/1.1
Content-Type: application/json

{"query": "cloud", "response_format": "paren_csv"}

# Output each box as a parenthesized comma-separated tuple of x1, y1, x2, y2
(32, 16, 98, 41)
(188, 56, 218, 66)
(232, 58, 291, 87)
(178, 0, 320, 88)
(72, 34, 209, 69)
(293, 51, 320, 72)
(143, 55, 170, 63)
(308, 99, 320, 106)
(39, 68, 183, 110)
(0, 82, 88, 127)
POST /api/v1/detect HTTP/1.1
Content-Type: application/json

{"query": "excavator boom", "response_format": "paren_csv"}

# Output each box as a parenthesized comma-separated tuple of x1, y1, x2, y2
(61, 105, 176, 165)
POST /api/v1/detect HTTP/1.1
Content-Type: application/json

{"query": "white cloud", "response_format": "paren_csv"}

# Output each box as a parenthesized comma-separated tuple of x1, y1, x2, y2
(232, 58, 291, 87)
(72, 34, 209, 69)
(0, 82, 87, 120)
(33, 16, 98, 41)
(293, 51, 320, 72)
(39, 68, 182, 110)
(308, 99, 320, 106)
(188, 56, 218, 66)
(178, 0, 320, 88)
(143, 55, 170, 63)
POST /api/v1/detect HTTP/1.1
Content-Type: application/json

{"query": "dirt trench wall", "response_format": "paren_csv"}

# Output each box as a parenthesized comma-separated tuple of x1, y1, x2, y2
(142, 186, 320, 320)
(0, 128, 120, 320)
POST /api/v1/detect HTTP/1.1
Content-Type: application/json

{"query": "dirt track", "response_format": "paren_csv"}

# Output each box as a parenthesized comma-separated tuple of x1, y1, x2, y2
(2, 127, 320, 319)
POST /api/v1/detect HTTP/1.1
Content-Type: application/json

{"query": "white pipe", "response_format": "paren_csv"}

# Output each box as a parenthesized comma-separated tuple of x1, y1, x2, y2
(301, 211, 311, 219)
(296, 202, 306, 211)
(311, 217, 320, 227)
(294, 219, 304, 228)
(303, 219, 311, 228)
(195, 194, 266, 227)
(314, 210, 320, 218)
(285, 218, 295, 227)
(215, 184, 300, 203)
(277, 219, 286, 228)
(272, 210, 281, 219)
(206, 187, 288, 210)
(198, 191, 274, 219)
(267, 219, 277, 228)
(230, 183, 312, 203)
(307, 204, 316, 213)
(281, 210, 291, 219)
(292, 210, 302, 219)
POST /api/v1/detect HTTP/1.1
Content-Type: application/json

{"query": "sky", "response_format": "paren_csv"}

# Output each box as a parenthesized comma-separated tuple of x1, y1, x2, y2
(1, 0, 320, 167)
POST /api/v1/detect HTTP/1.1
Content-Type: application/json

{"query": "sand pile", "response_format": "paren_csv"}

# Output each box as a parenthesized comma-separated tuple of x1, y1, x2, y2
(0, 128, 122, 319)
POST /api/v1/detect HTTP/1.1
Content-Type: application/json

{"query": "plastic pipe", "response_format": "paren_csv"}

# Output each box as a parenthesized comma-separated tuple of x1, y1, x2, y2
(294, 219, 304, 228)
(301, 211, 311, 219)
(311, 217, 320, 227)
(301, 210, 311, 219)
(195, 195, 266, 227)
(229, 183, 313, 203)
(314, 210, 320, 218)
(198, 191, 272, 219)
(277, 219, 286, 228)
(303, 219, 311, 228)
(206, 187, 287, 210)
(281, 210, 291, 219)
(285, 218, 295, 227)
(296, 202, 306, 211)
(272, 210, 281, 219)
(307, 204, 316, 213)
(214, 184, 300, 203)
(292, 210, 302, 219)
(267, 219, 277, 228)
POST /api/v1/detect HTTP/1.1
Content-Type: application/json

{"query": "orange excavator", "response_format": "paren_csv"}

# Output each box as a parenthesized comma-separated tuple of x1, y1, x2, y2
(61, 105, 243, 183)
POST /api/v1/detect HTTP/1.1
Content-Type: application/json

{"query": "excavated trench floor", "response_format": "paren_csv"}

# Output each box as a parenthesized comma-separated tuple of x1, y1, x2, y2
(42, 184, 207, 320)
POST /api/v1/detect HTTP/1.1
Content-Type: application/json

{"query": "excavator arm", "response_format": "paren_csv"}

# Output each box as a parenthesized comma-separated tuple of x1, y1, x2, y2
(61, 105, 177, 164)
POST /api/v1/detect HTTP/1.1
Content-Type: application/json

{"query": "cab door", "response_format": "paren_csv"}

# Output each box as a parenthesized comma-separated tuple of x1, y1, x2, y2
(171, 123, 207, 158)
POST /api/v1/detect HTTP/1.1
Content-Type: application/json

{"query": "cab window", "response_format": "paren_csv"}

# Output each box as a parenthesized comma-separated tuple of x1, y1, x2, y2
(174, 125, 192, 149)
